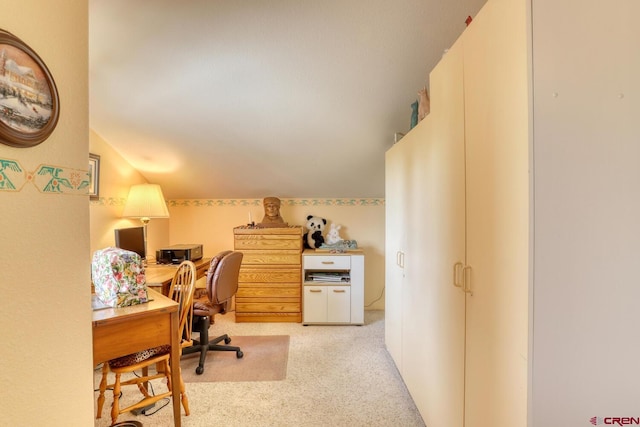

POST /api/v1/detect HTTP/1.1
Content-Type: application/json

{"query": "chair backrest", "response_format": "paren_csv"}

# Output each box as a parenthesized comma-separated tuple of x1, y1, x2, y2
(205, 250, 233, 300)
(208, 251, 243, 305)
(205, 250, 232, 303)
(168, 260, 197, 346)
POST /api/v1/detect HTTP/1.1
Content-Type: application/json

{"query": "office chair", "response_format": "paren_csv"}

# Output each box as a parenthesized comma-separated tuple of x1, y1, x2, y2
(96, 260, 196, 425)
(183, 251, 244, 375)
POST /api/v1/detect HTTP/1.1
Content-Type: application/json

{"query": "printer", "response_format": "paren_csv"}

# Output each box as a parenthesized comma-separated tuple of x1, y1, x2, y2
(156, 244, 203, 264)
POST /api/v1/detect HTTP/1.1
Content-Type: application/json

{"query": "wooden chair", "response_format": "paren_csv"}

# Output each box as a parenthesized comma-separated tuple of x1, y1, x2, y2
(96, 260, 197, 425)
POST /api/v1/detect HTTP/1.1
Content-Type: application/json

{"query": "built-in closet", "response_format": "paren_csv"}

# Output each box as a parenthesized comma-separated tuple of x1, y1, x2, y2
(385, 35, 467, 427)
(385, 0, 639, 426)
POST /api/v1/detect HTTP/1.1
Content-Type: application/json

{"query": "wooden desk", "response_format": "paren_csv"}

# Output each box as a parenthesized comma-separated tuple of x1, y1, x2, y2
(92, 288, 182, 427)
(145, 257, 210, 295)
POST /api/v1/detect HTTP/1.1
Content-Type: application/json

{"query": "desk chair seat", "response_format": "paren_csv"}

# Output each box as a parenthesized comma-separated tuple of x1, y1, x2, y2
(96, 260, 196, 425)
(183, 251, 244, 375)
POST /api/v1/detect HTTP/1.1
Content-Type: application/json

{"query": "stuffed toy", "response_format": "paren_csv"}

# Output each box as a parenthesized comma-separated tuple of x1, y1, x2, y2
(325, 223, 343, 245)
(418, 86, 430, 121)
(304, 215, 326, 249)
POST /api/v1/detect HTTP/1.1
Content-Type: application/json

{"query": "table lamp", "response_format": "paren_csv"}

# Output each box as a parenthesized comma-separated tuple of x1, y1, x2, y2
(122, 183, 170, 262)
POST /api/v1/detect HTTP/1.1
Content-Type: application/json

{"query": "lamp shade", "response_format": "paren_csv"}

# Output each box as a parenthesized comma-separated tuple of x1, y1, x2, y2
(122, 184, 170, 220)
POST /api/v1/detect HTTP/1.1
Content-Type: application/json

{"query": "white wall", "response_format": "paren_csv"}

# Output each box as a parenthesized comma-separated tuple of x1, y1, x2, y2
(530, 0, 640, 424)
(0, 1, 93, 425)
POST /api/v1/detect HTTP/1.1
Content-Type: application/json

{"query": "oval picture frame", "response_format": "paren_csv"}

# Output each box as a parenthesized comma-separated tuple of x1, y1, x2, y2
(0, 29, 59, 148)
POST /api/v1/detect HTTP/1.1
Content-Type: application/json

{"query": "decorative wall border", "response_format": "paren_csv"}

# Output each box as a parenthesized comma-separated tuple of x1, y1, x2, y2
(90, 198, 384, 208)
(167, 198, 385, 207)
(0, 157, 89, 195)
(89, 197, 127, 206)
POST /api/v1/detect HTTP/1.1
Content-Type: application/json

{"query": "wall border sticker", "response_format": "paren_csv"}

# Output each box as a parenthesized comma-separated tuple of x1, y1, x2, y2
(89, 198, 384, 207)
(166, 198, 385, 208)
(0, 157, 89, 195)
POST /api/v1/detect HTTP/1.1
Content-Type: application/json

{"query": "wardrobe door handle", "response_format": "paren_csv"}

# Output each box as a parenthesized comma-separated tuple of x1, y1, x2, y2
(397, 251, 405, 269)
(453, 262, 464, 288)
(463, 265, 473, 295)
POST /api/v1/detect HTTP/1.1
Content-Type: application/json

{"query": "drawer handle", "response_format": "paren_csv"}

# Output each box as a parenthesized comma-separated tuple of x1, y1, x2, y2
(321, 261, 335, 265)
(310, 289, 323, 293)
(332, 289, 346, 293)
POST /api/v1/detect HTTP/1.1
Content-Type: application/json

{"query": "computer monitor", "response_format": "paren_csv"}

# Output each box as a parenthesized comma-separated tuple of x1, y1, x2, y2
(114, 226, 146, 259)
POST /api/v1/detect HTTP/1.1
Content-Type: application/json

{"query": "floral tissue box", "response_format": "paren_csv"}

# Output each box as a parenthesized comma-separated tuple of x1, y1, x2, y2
(92, 247, 149, 307)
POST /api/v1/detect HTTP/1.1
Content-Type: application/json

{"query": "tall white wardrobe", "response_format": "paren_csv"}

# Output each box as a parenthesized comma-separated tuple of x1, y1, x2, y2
(385, 0, 640, 426)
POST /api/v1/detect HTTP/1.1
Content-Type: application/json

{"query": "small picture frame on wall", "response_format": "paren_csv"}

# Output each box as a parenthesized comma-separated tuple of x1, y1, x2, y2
(89, 153, 100, 200)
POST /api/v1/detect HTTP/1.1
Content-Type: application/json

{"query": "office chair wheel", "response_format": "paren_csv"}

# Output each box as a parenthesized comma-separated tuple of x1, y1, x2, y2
(236, 350, 244, 358)
(224, 337, 232, 344)
(196, 366, 204, 375)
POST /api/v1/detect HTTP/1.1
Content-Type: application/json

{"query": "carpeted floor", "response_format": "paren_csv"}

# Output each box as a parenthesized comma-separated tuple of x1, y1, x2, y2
(93, 310, 425, 427)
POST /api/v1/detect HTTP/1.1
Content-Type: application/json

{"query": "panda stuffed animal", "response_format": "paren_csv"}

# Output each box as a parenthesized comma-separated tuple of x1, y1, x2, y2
(304, 215, 326, 249)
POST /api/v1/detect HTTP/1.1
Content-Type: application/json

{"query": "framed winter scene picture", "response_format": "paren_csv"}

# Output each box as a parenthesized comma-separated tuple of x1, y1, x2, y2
(0, 29, 60, 148)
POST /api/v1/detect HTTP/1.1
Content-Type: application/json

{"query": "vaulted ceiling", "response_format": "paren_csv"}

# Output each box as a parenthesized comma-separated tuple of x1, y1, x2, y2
(89, 0, 486, 199)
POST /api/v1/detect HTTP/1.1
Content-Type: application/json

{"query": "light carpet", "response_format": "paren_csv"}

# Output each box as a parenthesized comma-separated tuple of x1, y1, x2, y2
(94, 310, 425, 427)
(181, 335, 290, 382)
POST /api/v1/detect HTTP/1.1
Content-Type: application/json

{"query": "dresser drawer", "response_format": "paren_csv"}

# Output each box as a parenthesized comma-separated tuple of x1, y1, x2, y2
(239, 267, 301, 284)
(234, 235, 302, 250)
(303, 255, 350, 270)
(235, 300, 301, 313)
(241, 251, 301, 266)
(237, 286, 300, 299)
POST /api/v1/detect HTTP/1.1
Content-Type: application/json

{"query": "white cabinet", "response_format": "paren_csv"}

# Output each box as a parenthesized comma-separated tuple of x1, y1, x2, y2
(384, 140, 411, 366)
(385, 38, 466, 427)
(302, 250, 364, 325)
(462, 2, 529, 424)
(303, 285, 351, 323)
(385, 1, 528, 426)
(387, 0, 640, 425)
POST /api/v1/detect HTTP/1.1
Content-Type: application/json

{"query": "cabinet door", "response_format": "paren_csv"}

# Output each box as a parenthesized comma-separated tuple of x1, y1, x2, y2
(303, 286, 327, 323)
(462, 1, 529, 426)
(327, 286, 351, 323)
(399, 38, 467, 427)
(384, 137, 413, 370)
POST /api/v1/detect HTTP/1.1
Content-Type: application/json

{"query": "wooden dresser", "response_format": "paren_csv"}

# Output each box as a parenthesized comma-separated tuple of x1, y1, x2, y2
(233, 225, 304, 322)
